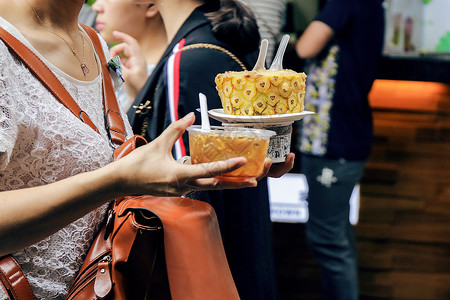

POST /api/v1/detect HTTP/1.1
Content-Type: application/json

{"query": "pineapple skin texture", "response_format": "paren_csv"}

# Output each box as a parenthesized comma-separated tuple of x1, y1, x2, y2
(215, 70, 307, 116)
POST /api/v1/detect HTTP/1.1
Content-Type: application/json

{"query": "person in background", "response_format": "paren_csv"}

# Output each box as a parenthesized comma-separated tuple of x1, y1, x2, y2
(0, 0, 271, 298)
(79, 0, 97, 26)
(92, 0, 167, 112)
(128, 0, 295, 299)
(239, 0, 287, 63)
(295, 0, 384, 299)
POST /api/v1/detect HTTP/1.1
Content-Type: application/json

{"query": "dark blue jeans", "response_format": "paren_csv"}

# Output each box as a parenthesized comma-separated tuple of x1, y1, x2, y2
(301, 155, 366, 300)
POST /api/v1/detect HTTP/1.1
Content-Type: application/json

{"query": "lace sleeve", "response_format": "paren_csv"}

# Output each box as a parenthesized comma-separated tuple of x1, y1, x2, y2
(0, 42, 18, 171)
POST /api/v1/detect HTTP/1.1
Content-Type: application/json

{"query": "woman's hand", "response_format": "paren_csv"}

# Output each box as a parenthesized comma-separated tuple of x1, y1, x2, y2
(256, 153, 295, 181)
(267, 153, 295, 178)
(111, 113, 258, 197)
(109, 31, 148, 99)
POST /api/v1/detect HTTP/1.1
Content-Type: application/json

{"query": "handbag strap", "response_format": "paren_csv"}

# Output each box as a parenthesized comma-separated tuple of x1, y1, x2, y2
(0, 256, 35, 300)
(177, 43, 248, 71)
(0, 25, 127, 145)
(0, 27, 100, 135)
(80, 24, 126, 145)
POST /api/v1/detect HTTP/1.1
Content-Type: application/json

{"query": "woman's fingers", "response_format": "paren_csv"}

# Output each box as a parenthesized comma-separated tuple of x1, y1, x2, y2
(266, 152, 295, 178)
(185, 176, 257, 192)
(256, 158, 272, 181)
(112, 31, 139, 48)
(182, 157, 248, 179)
(152, 113, 196, 152)
(110, 31, 141, 61)
(109, 43, 127, 58)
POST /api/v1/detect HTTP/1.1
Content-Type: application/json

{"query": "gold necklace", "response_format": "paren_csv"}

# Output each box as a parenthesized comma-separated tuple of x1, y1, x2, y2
(24, 0, 90, 76)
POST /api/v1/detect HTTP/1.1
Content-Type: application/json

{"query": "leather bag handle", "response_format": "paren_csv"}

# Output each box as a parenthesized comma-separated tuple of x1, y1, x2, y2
(0, 256, 35, 300)
(81, 24, 126, 145)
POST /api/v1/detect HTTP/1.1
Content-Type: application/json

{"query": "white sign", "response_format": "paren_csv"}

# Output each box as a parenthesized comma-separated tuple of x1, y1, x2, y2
(268, 173, 309, 223)
(268, 173, 360, 225)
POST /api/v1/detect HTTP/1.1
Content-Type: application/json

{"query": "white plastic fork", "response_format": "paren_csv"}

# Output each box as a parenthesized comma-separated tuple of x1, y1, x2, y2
(253, 39, 269, 72)
(199, 93, 211, 131)
(269, 34, 290, 71)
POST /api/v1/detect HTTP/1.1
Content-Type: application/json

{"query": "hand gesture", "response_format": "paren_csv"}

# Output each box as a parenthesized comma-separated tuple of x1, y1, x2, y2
(109, 31, 148, 99)
(111, 113, 263, 197)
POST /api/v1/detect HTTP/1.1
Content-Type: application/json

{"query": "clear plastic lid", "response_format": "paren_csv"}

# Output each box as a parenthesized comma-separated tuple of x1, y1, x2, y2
(187, 125, 276, 140)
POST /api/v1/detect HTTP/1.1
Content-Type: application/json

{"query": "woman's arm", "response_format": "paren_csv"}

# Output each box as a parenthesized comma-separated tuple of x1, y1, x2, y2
(295, 20, 334, 59)
(0, 113, 262, 256)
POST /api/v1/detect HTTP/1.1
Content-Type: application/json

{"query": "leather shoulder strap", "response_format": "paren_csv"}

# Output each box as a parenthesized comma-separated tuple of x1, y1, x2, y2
(0, 27, 100, 135)
(81, 24, 126, 145)
(0, 256, 36, 300)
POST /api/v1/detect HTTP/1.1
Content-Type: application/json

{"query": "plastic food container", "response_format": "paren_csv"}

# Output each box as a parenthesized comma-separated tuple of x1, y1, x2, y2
(222, 122, 293, 163)
(187, 125, 275, 181)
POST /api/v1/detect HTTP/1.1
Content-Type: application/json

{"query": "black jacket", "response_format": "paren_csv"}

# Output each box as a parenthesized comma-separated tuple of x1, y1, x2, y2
(127, 5, 277, 300)
(128, 5, 253, 154)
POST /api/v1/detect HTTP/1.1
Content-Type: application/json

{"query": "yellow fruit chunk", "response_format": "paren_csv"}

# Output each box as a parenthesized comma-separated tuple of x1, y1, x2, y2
(291, 103, 304, 113)
(287, 94, 298, 110)
(291, 78, 302, 91)
(255, 77, 270, 93)
(230, 92, 245, 109)
(299, 93, 306, 105)
(252, 94, 268, 114)
(275, 100, 288, 114)
(266, 86, 281, 106)
(222, 81, 233, 97)
(242, 83, 257, 101)
(262, 106, 276, 115)
(241, 104, 255, 116)
(231, 75, 246, 90)
(215, 74, 225, 87)
(222, 97, 233, 114)
(279, 81, 293, 98)
(269, 75, 283, 86)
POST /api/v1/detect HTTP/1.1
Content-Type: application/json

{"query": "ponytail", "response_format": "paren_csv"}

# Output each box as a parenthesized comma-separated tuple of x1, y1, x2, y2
(205, 0, 260, 55)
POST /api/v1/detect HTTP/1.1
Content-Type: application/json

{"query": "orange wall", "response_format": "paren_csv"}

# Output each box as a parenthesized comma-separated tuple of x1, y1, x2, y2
(368, 80, 450, 112)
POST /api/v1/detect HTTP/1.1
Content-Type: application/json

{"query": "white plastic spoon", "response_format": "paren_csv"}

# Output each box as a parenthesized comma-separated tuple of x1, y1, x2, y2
(199, 93, 211, 131)
(252, 39, 269, 72)
(269, 34, 290, 71)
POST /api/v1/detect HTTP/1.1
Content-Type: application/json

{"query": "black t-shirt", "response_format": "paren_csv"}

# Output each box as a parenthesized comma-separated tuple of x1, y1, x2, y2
(300, 0, 384, 160)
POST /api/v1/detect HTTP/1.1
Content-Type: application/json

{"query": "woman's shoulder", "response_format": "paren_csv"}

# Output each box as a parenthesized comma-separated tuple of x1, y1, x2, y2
(0, 26, 23, 78)
(0, 34, 11, 59)
(0, 18, 22, 60)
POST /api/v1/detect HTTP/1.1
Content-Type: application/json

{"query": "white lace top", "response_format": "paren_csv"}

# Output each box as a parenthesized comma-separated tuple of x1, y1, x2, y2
(0, 18, 132, 299)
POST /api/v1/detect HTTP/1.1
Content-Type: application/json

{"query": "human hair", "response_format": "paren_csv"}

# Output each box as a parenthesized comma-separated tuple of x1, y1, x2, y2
(204, 0, 260, 55)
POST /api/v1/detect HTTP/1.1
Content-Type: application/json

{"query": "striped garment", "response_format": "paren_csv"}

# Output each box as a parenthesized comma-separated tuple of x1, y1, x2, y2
(239, 0, 287, 63)
(166, 39, 187, 159)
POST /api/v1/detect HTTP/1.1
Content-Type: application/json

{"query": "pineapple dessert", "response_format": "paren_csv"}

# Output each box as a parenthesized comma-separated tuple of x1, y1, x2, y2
(215, 69, 307, 116)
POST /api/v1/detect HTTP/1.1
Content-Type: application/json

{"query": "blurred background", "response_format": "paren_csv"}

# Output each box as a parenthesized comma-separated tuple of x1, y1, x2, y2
(80, 0, 450, 298)
(274, 0, 450, 299)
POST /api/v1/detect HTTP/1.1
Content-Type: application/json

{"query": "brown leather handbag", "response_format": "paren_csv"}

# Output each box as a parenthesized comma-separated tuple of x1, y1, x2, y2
(0, 25, 240, 300)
